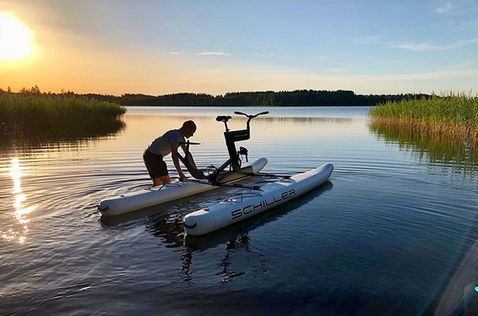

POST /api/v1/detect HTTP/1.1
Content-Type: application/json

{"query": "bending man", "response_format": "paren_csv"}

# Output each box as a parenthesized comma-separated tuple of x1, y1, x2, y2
(143, 120, 198, 186)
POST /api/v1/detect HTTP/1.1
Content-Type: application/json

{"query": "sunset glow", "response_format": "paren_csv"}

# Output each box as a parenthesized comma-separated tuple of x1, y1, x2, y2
(0, 1, 477, 95)
(0, 12, 34, 62)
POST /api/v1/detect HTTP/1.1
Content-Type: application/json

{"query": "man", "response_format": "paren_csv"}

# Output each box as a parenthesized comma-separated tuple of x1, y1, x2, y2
(143, 120, 198, 186)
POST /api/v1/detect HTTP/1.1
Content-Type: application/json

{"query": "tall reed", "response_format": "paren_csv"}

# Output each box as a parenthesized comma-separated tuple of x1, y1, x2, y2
(369, 93, 478, 141)
(0, 92, 126, 147)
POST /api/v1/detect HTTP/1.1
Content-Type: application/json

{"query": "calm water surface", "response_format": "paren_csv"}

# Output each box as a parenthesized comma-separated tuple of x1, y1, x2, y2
(1, 106, 477, 315)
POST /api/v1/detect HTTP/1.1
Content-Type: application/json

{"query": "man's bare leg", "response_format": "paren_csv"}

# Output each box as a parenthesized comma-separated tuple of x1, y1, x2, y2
(152, 175, 171, 186)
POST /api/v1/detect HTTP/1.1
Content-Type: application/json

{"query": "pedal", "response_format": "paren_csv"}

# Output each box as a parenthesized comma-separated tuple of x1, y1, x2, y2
(207, 164, 217, 175)
(239, 146, 248, 162)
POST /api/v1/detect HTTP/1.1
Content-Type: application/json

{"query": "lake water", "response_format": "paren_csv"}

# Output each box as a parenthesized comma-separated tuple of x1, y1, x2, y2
(1, 106, 477, 315)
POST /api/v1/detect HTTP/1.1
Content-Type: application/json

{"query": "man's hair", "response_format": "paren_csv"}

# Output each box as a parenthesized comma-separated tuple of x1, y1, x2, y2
(182, 120, 196, 130)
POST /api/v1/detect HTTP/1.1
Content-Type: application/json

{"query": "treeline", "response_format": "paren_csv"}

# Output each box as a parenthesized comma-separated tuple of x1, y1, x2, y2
(1, 86, 431, 106)
(88, 90, 431, 106)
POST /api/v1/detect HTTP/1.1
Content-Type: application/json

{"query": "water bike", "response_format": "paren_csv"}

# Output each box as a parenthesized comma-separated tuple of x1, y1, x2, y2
(182, 112, 335, 235)
(98, 111, 270, 216)
(99, 110, 334, 233)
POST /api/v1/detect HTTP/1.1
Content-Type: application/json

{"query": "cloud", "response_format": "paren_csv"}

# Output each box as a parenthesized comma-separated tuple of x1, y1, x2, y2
(353, 35, 382, 45)
(392, 42, 451, 51)
(355, 34, 478, 52)
(364, 69, 478, 81)
(434, 1, 478, 15)
(327, 68, 345, 73)
(314, 54, 328, 62)
(435, 2, 455, 14)
(197, 51, 230, 56)
(392, 37, 478, 51)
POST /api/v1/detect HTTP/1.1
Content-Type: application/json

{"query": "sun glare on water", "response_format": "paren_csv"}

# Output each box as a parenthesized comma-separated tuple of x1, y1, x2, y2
(0, 11, 34, 62)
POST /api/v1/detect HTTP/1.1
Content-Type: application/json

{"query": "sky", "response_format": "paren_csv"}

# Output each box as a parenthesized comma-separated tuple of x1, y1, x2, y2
(0, 0, 477, 95)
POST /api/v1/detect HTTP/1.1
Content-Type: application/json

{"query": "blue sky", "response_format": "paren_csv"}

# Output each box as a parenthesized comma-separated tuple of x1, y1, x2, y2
(1, 0, 477, 95)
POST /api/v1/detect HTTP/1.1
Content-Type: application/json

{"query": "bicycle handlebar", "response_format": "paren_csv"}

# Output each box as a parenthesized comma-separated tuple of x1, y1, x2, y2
(234, 111, 269, 119)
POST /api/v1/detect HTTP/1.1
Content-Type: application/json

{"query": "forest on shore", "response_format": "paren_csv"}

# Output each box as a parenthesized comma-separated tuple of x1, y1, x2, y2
(1, 86, 431, 106)
(86, 90, 430, 106)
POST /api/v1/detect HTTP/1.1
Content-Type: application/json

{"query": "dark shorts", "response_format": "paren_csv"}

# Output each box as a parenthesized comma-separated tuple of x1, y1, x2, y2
(143, 150, 168, 178)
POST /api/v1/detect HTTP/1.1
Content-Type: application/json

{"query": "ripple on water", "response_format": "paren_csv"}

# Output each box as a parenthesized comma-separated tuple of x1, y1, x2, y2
(1, 107, 477, 315)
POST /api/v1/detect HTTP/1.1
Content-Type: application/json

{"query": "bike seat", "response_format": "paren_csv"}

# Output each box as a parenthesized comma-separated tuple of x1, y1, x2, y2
(216, 115, 231, 122)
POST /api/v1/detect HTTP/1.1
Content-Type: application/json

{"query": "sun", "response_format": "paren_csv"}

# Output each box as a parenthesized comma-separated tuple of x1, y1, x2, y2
(0, 12, 34, 62)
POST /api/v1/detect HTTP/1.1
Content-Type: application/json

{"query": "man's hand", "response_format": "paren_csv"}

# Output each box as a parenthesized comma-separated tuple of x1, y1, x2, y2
(179, 171, 188, 182)
(179, 175, 188, 182)
(172, 145, 188, 182)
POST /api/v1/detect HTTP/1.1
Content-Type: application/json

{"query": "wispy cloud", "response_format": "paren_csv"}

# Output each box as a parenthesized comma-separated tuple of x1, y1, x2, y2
(354, 32, 478, 52)
(435, 2, 455, 14)
(393, 38, 478, 51)
(434, 1, 478, 15)
(366, 69, 478, 81)
(197, 51, 230, 56)
(257, 53, 278, 58)
(353, 35, 382, 45)
(392, 42, 451, 51)
(327, 68, 345, 73)
(314, 54, 328, 62)
(170, 51, 231, 56)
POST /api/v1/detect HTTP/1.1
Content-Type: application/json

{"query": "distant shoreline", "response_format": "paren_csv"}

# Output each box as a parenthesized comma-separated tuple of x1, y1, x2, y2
(1, 86, 433, 107)
(85, 90, 431, 107)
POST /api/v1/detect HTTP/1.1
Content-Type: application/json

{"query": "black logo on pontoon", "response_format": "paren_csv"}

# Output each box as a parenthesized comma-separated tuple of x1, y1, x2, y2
(231, 189, 296, 219)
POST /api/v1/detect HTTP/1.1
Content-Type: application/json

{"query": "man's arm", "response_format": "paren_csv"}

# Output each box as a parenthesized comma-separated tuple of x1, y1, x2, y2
(171, 144, 187, 180)
(180, 144, 198, 170)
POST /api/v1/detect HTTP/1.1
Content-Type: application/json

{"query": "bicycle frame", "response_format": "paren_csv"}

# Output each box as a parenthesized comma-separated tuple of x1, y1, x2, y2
(212, 111, 268, 180)
(179, 111, 268, 183)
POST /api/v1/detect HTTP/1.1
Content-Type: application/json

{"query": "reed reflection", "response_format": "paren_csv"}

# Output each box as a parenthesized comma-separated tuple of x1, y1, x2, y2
(369, 121, 478, 178)
(1, 119, 125, 152)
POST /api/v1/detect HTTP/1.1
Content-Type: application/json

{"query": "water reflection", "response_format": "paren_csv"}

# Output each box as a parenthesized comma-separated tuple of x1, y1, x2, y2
(1, 158, 34, 243)
(184, 182, 333, 251)
(104, 180, 334, 284)
(126, 105, 370, 119)
(181, 183, 333, 283)
(143, 114, 354, 123)
(1, 119, 125, 152)
(369, 121, 478, 178)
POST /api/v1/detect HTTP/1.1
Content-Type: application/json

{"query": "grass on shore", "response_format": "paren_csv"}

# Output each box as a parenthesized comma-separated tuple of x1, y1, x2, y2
(369, 94, 478, 141)
(1, 92, 126, 133)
